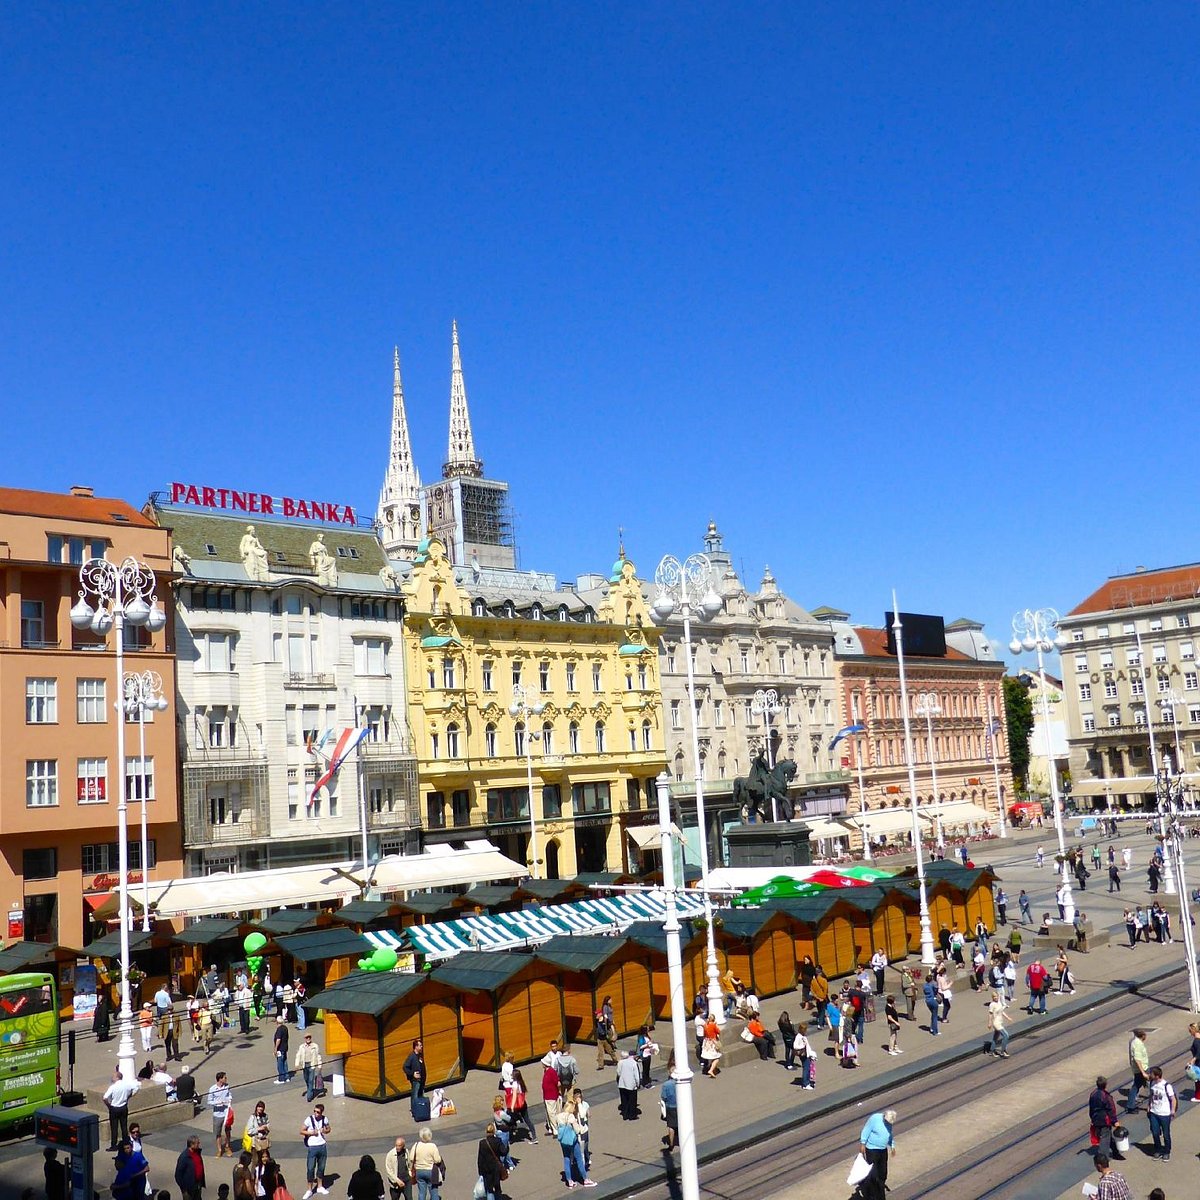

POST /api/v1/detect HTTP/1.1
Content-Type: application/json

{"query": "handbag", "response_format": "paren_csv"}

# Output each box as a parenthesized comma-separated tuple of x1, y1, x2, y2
(473, 1178, 486, 1200)
(486, 1137, 509, 1183)
(242, 1131, 254, 1153)
(739, 1028, 755, 1043)
(1187, 1064, 1200, 1082)
(847, 1153, 872, 1186)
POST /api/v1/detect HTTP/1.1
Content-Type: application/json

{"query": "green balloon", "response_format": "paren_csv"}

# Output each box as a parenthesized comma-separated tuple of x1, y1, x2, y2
(357, 946, 399, 973)
(244, 932, 267, 954)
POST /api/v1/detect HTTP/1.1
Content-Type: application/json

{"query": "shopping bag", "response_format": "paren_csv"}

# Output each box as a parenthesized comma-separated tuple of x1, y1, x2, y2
(847, 1153, 872, 1186)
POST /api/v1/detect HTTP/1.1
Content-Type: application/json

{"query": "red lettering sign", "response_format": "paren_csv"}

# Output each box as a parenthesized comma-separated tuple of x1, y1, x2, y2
(88, 872, 144, 892)
(168, 482, 355, 525)
(77, 776, 106, 803)
(7, 911, 23, 940)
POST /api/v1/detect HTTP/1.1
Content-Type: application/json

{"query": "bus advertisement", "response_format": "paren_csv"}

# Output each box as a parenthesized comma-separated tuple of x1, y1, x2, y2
(0, 972, 59, 1130)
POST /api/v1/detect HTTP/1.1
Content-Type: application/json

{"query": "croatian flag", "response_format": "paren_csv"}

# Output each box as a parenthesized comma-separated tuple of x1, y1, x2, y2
(828, 723, 867, 751)
(309, 727, 369, 806)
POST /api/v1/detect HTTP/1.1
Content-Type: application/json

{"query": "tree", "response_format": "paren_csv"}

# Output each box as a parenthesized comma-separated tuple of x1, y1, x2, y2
(1003, 675, 1035, 792)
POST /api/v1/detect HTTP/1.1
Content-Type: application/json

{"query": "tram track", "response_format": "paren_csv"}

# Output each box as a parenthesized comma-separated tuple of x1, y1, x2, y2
(625, 968, 1192, 1200)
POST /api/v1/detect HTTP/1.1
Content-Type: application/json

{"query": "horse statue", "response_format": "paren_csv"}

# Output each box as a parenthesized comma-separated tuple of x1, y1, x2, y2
(733, 754, 798, 823)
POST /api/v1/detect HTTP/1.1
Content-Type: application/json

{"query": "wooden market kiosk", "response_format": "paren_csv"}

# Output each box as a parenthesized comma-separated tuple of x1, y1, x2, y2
(535, 935, 655, 1042)
(713, 909, 798, 998)
(168, 917, 242, 995)
(622, 919, 716, 1019)
(431, 950, 565, 1069)
(273, 927, 374, 991)
(309, 969, 464, 1101)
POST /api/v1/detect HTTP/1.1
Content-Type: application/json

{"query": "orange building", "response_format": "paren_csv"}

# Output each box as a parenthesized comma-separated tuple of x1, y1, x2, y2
(0, 486, 183, 948)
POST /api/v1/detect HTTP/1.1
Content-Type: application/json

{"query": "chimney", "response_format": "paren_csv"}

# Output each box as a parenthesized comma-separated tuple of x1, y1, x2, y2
(69, 485, 94, 498)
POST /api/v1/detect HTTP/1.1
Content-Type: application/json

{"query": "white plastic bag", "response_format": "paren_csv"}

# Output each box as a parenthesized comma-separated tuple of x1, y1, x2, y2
(847, 1153, 872, 1186)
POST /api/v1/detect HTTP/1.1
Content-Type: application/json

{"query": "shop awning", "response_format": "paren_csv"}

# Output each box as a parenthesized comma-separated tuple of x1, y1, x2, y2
(843, 808, 921, 836)
(801, 818, 854, 841)
(1070, 777, 1159, 798)
(625, 824, 682, 852)
(169, 918, 243, 947)
(85, 930, 156, 958)
(922, 801, 992, 825)
(0, 941, 80, 974)
(91, 842, 527, 920)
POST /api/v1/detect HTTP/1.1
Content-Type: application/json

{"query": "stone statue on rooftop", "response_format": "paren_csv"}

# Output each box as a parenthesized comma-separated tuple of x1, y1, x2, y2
(309, 533, 338, 587)
(239, 525, 270, 582)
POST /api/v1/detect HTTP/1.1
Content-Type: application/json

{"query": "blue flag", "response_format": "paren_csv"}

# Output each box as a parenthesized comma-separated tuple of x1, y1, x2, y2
(829, 723, 867, 751)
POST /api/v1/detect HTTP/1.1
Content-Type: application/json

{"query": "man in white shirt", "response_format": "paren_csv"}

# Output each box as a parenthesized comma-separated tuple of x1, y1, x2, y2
(102, 1069, 139, 1149)
(235, 981, 254, 1035)
(206, 1071, 233, 1157)
(301, 1103, 331, 1198)
(869, 950, 888, 994)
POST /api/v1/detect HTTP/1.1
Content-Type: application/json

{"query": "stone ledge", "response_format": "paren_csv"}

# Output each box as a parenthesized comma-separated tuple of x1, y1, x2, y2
(85, 1081, 195, 1135)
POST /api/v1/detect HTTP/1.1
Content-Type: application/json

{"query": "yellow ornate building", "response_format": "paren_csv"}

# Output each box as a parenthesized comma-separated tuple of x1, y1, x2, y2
(400, 535, 665, 877)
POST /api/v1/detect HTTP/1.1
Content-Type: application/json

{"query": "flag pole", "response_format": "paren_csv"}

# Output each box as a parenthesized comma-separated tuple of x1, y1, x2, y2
(355, 697, 371, 878)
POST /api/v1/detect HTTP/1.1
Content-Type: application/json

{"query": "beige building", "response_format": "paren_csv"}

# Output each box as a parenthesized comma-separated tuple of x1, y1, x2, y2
(1058, 562, 1200, 809)
(0, 486, 183, 947)
(652, 523, 845, 859)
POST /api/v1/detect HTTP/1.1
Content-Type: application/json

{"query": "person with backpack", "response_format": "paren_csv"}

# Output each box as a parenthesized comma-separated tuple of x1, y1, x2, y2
(593, 1010, 617, 1069)
(1147, 1066, 1178, 1160)
(299, 1103, 331, 1199)
(1024, 959, 1050, 1015)
(553, 1111, 596, 1188)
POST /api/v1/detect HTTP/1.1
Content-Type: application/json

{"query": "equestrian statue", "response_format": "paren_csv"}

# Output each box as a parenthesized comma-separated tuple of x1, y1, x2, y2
(733, 752, 798, 823)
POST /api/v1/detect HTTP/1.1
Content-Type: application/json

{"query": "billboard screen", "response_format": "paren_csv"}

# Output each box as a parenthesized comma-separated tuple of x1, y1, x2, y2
(883, 612, 947, 658)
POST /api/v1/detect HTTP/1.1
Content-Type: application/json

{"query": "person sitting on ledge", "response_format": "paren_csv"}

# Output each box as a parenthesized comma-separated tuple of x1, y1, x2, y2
(1038, 913, 1053, 936)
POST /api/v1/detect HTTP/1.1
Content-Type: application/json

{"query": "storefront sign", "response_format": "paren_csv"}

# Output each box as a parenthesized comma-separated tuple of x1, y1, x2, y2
(88, 872, 142, 892)
(169, 481, 357, 525)
(77, 777, 106, 803)
(7, 910, 23, 940)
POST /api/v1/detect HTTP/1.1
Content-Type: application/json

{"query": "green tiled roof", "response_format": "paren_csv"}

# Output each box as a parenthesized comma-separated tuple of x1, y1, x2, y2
(275, 927, 373, 963)
(168, 918, 243, 947)
(534, 935, 631, 973)
(307, 969, 431, 1016)
(430, 949, 544, 992)
(252, 908, 324, 936)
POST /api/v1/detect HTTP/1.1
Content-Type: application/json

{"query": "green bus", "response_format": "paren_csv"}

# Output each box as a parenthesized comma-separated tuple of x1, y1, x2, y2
(0, 972, 59, 1131)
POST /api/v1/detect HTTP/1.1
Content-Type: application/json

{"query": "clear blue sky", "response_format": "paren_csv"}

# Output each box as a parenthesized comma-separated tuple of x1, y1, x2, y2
(2, 5, 1198, 668)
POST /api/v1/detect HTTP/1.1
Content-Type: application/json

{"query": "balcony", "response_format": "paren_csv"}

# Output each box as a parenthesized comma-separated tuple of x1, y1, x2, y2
(361, 737, 414, 759)
(285, 672, 334, 689)
(181, 759, 270, 848)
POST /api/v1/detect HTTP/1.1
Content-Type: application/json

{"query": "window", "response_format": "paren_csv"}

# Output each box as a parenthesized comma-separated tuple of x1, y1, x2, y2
(20, 600, 46, 648)
(740, 649, 750, 673)
(198, 632, 236, 672)
(1153, 643, 1167, 663)
(666, 647, 676, 674)
(125, 756, 155, 801)
(1103, 679, 1118, 699)
(1072, 630, 1084, 642)
(714, 700, 724, 728)
(542, 721, 553, 755)
(637, 662, 648, 689)
(442, 658, 457, 689)
(777, 649, 788, 673)
(629, 727, 638, 751)
(482, 661, 494, 691)
(1180, 615, 1192, 629)
(1133, 709, 1147, 727)
(1158, 675, 1172, 695)
(26, 760, 57, 807)
(77, 678, 106, 723)
(592, 663, 602, 692)
(486, 787, 529, 822)
(1074, 654, 1088, 674)
(429, 731, 440, 759)
(1108, 712, 1121, 728)
(594, 721, 606, 753)
(670, 700, 682, 730)
(81, 840, 156, 874)
(1187, 672, 1199, 691)
(1130, 676, 1144, 697)
(207, 707, 236, 748)
(446, 722, 461, 758)
(1127, 647, 1141, 666)
(572, 781, 611, 814)
(568, 722, 580, 754)
(25, 678, 56, 723)
(823, 699, 832, 724)
(1078, 683, 1092, 701)
(426, 793, 445, 829)
(451, 790, 471, 827)
(77, 757, 107, 803)
(642, 720, 652, 751)
(566, 662, 576, 691)
(484, 723, 497, 757)
(1150, 617, 1163, 631)
(539, 662, 550, 691)
(1097, 625, 1109, 639)
(472, 599, 487, 617)
(1183, 641, 1195, 661)
(353, 638, 389, 676)
(1190, 707, 1200, 724)
(349, 598, 385, 619)
(1082, 713, 1096, 733)
(22, 848, 57, 881)
(514, 722, 526, 757)
(1099, 649, 1114, 669)
(512, 661, 522, 688)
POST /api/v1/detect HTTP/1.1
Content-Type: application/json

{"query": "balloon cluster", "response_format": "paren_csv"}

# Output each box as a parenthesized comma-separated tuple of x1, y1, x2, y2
(356, 946, 398, 973)
(243, 932, 267, 981)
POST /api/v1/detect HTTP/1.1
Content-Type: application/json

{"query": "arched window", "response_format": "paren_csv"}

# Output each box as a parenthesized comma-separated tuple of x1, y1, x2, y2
(484, 723, 497, 757)
(594, 721, 606, 753)
(642, 720, 652, 751)
(514, 721, 526, 756)
(446, 722, 460, 758)
(473, 598, 487, 616)
(629, 727, 638, 751)
(542, 721, 553, 755)
(568, 721, 580, 754)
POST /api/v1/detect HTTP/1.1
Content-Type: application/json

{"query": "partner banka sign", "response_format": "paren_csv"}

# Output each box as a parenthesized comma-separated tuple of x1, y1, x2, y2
(169, 481, 358, 525)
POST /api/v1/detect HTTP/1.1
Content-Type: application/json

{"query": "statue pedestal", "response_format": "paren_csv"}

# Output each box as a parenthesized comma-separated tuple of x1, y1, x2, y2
(725, 822, 813, 869)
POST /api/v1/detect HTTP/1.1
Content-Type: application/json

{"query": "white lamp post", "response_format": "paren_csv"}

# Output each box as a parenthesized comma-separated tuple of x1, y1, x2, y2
(652, 553, 726, 1025)
(1010, 607, 1074, 923)
(750, 687, 783, 818)
(71, 556, 166, 1082)
(1160, 689, 1186, 780)
(892, 595, 936, 965)
(510, 684, 545, 879)
(1131, 629, 1177, 895)
(913, 692, 945, 849)
(122, 670, 168, 932)
(1156, 767, 1200, 1012)
(853, 733, 872, 862)
(655, 771, 699, 1200)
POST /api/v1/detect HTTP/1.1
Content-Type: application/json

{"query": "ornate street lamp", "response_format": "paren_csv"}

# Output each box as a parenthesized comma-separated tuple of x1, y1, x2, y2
(1010, 607, 1074, 922)
(651, 553, 725, 1024)
(510, 684, 546, 879)
(750, 687, 783, 818)
(71, 557, 166, 1081)
(122, 670, 169, 931)
(1156, 767, 1200, 1012)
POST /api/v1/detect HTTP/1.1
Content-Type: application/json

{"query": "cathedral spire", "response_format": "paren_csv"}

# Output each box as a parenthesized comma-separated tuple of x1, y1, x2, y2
(443, 320, 483, 479)
(377, 346, 423, 557)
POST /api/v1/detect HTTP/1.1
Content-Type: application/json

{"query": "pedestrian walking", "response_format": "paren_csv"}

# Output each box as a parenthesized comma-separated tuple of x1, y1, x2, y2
(295, 1033, 323, 1102)
(799, 955, 817, 1009)
(542, 1061, 564, 1131)
(198, 1002, 216, 1053)
(937, 967, 954, 1023)
(1125, 1029, 1150, 1113)
(565, 1086, 591, 1172)
(593, 1007, 617, 1069)
(1055, 946, 1076, 994)
(1024, 959, 1050, 1014)
(1018, 889, 1033, 924)
(505, 1067, 538, 1143)
(476, 1124, 507, 1200)
(811, 966, 830, 1027)
(995, 889, 1008, 926)
(174, 1134, 206, 1200)
(406, 1128, 443, 1200)
(922, 973, 940, 1036)
(232, 1151, 256, 1200)
(793, 1024, 815, 1089)
(299, 1103, 331, 1198)
(779, 1010, 796, 1068)
(1088, 1076, 1122, 1160)
(346, 1154, 385, 1200)
(1147, 1066, 1177, 1160)
(102, 1069, 139, 1150)
(206, 1072, 233, 1158)
(616, 1051, 641, 1119)
(384, 1136, 413, 1200)
(635, 1027, 656, 1088)
(1122, 846, 1133, 871)
(403, 1040, 426, 1119)
(700, 1016, 722, 1077)
(235, 982, 253, 1036)
(1036, 846, 1045, 869)
(554, 1112, 595, 1189)
(987, 991, 1010, 1057)
(661, 1069, 678, 1152)
(884, 995, 901, 1055)
(1187, 1022, 1200, 1103)
(855, 1109, 896, 1200)
(112, 1138, 150, 1200)
(272, 1018, 290, 1084)
(1108, 863, 1122, 892)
